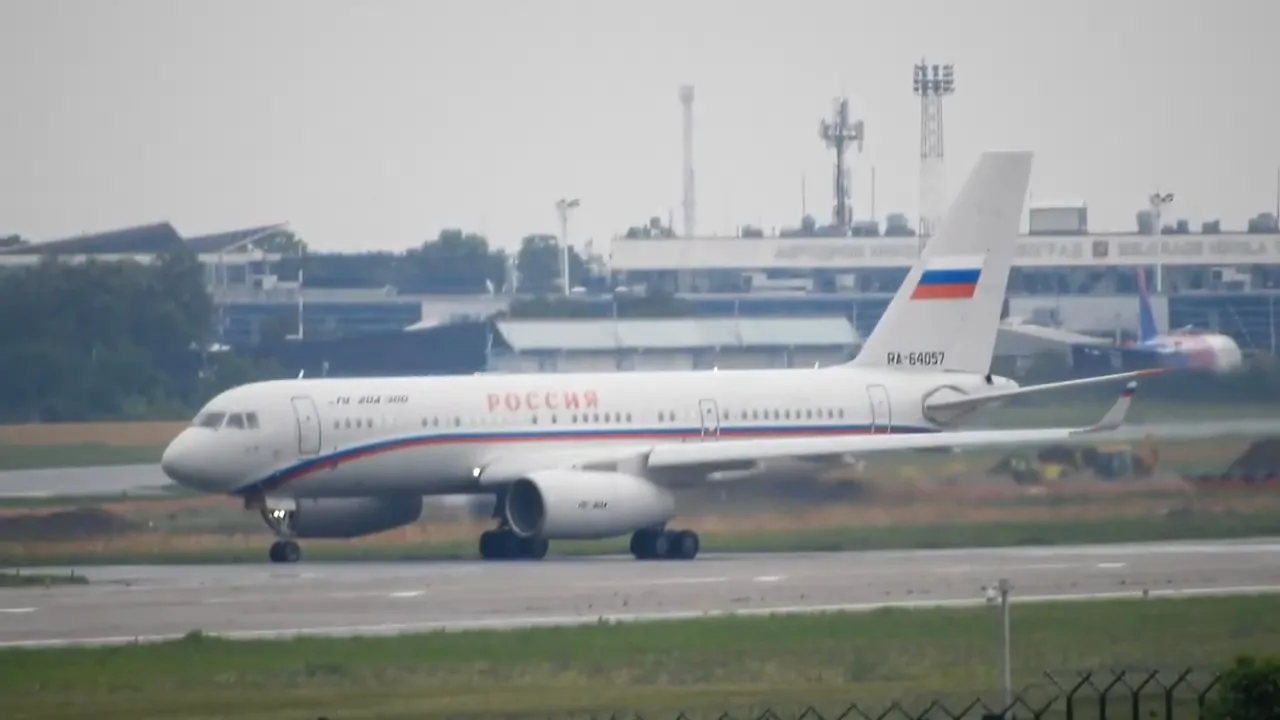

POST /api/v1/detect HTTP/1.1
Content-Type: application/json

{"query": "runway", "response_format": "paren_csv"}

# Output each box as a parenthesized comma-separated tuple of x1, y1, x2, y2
(0, 463, 173, 499)
(3, 538, 1280, 648)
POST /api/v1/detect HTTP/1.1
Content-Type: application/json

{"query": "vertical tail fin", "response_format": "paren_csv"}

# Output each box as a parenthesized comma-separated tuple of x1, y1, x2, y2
(847, 150, 1034, 375)
(1135, 268, 1159, 343)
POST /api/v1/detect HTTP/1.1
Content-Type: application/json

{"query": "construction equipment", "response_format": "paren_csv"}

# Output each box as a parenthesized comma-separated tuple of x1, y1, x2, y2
(990, 441, 1157, 485)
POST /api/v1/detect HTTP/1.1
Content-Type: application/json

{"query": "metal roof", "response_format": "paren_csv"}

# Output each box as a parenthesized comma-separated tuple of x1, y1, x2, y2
(494, 316, 859, 353)
(0, 222, 186, 256)
(186, 224, 289, 254)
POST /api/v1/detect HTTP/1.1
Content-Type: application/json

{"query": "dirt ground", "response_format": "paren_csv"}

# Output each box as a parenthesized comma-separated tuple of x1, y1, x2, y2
(2, 473, 1278, 559)
(0, 421, 185, 447)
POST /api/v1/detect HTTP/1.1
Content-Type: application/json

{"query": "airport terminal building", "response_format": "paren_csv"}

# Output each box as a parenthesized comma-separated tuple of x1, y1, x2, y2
(5, 214, 1280, 375)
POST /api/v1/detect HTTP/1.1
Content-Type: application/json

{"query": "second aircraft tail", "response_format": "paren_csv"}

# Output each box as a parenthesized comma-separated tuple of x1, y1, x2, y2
(847, 150, 1033, 376)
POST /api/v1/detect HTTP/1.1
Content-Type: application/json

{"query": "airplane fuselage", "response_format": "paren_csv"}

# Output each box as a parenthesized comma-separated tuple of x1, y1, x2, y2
(161, 366, 1014, 500)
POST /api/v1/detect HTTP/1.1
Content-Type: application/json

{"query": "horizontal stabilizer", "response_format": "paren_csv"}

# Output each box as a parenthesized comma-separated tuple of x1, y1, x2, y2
(924, 368, 1162, 418)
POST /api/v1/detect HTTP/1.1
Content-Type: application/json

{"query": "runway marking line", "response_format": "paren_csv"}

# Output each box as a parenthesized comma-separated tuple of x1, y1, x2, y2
(1097, 562, 1127, 569)
(754, 576, 785, 582)
(0, 608, 37, 614)
(6, 584, 1280, 650)
(389, 591, 425, 598)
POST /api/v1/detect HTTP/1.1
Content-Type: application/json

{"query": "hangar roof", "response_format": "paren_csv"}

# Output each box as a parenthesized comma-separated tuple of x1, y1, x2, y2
(186, 224, 289, 253)
(0, 222, 186, 256)
(494, 316, 859, 352)
(0, 221, 290, 256)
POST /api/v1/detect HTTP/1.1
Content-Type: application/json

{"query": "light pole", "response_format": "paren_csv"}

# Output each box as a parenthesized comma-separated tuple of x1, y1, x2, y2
(555, 198, 580, 296)
(1148, 192, 1173, 293)
(913, 60, 955, 251)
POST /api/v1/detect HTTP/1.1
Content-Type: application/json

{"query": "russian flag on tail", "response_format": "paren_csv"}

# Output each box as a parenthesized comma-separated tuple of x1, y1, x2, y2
(910, 255, 986, 301)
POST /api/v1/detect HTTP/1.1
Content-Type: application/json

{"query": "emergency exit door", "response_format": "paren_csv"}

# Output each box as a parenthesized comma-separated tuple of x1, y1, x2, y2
(698, 398, 721, 440)
(866, 385, 892, 434)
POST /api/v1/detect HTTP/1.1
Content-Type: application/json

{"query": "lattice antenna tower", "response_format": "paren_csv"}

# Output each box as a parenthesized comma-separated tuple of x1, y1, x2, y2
(819, 97, 864, 232)
(914, 60, 954, 244)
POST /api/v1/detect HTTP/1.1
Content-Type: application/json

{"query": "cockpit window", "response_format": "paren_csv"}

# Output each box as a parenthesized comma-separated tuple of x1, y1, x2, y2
(225, 413, 245, 429)
(194, 412, 227, 429)
(245, 412, 260, 430)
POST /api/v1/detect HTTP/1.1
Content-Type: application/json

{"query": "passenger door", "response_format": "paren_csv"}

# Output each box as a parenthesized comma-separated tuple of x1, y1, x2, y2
(290, 396, 322, 456)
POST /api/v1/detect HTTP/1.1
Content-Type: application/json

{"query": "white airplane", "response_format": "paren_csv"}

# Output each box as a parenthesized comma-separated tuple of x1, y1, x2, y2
(1130, 267, 1243, 373)
(159, 150, 1155, 564)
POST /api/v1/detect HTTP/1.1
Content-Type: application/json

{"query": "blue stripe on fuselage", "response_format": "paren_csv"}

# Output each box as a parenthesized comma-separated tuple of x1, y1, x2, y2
(233, 423, 940, 496)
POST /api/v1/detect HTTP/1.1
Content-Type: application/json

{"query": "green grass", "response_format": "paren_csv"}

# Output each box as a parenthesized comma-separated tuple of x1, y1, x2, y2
(1, 595, 1272, 719)
(0, 443, 163, 470)
(6, 511, 1280, 567)
(0, 570, 87, 587)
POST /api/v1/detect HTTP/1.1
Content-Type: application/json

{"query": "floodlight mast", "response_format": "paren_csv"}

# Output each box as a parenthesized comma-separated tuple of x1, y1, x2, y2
(555, 198, 580, 297)
(913, 60, 954, 250)
(1148, 191, 1174, 293)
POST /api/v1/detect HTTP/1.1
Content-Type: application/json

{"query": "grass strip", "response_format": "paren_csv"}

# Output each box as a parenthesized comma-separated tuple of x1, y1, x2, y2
(1, 594, 1274, 719)
(4, 511, 1279, 567)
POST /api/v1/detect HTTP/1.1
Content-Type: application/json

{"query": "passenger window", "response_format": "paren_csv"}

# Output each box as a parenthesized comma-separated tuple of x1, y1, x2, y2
(195, 412, 226, 429)
(453, 417, 461, 427)
(551, 414, 558, 424)
(625, 413, 632, 422)
(355, 419, 363, 429)
(805, 410, 812, 420)
(658, 412, 665, 422)
(225, 413, 245, 429)
(345, 418, 352, 429)
(245, 413, 260, 430)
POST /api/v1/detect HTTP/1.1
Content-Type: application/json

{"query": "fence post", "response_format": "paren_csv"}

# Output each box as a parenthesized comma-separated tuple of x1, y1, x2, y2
(1096, 670, 1127, 720)
(1161, 668, 1191, 720)
(1127, 670, 1159, 720)
(998, 578, 1013, 717)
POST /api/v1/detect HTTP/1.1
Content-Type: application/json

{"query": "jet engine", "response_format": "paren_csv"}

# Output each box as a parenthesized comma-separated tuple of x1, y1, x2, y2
(270, 495, 424, 539)
(503, 470, 676, 540)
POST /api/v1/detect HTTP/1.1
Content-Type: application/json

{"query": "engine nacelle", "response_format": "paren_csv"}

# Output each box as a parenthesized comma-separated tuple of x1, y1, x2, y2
(284, 495, 424, 539)
(503, 470, 676, 540)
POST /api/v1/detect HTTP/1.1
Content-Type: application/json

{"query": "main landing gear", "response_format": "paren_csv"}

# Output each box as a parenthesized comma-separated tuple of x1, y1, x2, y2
(269, 539, 302, 563)
(630, 528, 700, 560)
(479, 528, 550, 560)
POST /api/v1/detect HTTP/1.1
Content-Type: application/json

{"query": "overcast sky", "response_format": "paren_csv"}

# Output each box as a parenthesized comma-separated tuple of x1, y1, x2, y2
(2, 0, 1277, 254)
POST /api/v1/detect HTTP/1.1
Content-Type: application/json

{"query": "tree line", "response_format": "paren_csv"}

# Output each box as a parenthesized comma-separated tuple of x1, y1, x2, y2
(279, 229, 611, 296)
(0, 253, 285, 423)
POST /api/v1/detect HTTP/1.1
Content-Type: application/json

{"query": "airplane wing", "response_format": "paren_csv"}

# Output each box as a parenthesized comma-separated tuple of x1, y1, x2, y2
(645, 380, 1141, 472)
(476, 380, 1165, 488)
(923, 368, 1162, 424)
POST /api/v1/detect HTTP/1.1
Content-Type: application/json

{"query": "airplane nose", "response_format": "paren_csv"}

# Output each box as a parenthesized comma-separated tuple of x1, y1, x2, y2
(160, 431, 208, 490)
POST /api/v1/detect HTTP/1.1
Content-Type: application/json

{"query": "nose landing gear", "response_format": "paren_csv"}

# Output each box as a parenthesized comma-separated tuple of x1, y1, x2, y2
(260, 505, 302, 564)
(268, 539, 302, 563)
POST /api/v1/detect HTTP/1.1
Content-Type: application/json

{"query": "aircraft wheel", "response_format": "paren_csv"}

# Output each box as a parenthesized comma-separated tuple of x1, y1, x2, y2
(520, 537, 550, 560)
(480, 530, 547, 560)
(269, 540, 301, 563)
(670, 530, 700, 560)
(630, 529, 661, 560)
